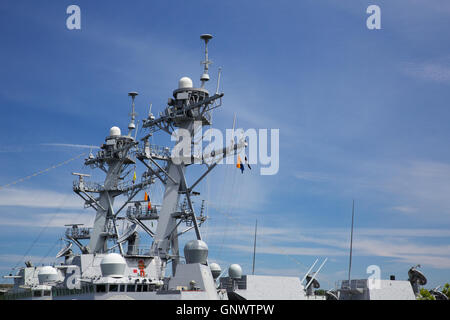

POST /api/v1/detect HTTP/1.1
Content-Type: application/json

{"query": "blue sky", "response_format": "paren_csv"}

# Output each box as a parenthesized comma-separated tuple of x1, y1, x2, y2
(1, 0, 450, 290)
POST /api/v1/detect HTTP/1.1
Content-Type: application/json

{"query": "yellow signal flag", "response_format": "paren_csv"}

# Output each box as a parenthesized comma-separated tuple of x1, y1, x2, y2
(133, 171, 137, 182)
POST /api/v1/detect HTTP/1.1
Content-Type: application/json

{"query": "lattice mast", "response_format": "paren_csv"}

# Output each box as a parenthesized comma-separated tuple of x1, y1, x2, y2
(138, 34, 245, 275)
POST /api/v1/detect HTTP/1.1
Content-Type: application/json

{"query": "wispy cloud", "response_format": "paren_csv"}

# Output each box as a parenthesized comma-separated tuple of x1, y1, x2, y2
(227, 243, 345, 257)
(227, 237, 450, 270)
(0, 254, 57, 268)
(294, 159, 450, 224)
(0, 188, 82, 209)
(390, 206, 418, 214)
(0, 146, 26, 153)
(207, 168, 273, 213)
(295, 171, 334, 182)
(402, 58, 450, 84)
(40, 143, 100, 149)
(204, 222, 450, 270)
(0, 212, 94, 229)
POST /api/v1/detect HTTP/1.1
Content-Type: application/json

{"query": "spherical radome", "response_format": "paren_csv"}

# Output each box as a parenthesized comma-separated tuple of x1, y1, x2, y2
(178, 76, 193, 89)
(110, 126, 121, 136)
(209, 262, 222, 279)
(228, 264, 243, 279)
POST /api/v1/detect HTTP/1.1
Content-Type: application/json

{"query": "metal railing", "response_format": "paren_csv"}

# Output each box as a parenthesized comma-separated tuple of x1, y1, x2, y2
(138, 144, 171, 160)
(126, 206, 159, 220)
(73, 180, 104, 192)
(337, 279, 367, 290)
(73, 178, 151, 193)
(65, 227, 92, 239)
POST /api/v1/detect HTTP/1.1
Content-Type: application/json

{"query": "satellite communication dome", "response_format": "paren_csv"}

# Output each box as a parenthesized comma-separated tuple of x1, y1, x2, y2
(38, 266, 58, 284)
(109, 126, 121, 137)
(228, 264, 243, 279)
(100, 253, 127, 278)
(209, 263, 222, 279)
(178, 76, 193, 89)
(184, 240, 208, 265)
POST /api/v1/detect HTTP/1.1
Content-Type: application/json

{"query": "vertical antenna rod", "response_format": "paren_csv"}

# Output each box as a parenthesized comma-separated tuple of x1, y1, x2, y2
(252, 219, 257, 275)
(348, 200, 355, 285)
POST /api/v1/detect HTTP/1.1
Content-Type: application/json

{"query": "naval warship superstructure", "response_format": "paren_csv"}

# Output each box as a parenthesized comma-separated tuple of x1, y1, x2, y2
(1, 35, 441, 301)
(1, 34, 315, 300)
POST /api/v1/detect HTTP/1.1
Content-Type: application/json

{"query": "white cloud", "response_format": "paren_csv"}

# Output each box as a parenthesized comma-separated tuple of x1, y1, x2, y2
(294, 159, 450, 224)
(295, 171, 334, 182)
(204, 220, 450, 270)
(0, 188, 82, 209)
(40, 143, 100, 150)
(0, 254, 56, 267)
(227, 243, 345, 257)
(206, 168, 272, 213)
(403, 59, 450, 84)
(0, 212, 94, 229)
(390, 206, 418, 214)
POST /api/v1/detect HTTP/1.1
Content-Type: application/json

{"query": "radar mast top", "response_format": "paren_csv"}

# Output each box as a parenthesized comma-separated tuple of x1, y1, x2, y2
(128, 91, 138, 136)
(200, 34, 213, 88)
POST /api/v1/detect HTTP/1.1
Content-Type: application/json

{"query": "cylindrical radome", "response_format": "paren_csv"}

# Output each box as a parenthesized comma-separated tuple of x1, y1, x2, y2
(38, 266, 59, 284)
(100, 253, 127, 278)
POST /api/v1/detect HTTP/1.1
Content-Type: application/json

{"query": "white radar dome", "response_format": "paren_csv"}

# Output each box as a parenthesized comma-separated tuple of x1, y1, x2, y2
(184, 239, 208, 265)
(109, 126, 121, 137)
(100, 253, 127, 278)
(178, 77, 193, 89)
(209, 263, 222, 279)
(228, 264, 243, 279)
(38, 266, 58, 284)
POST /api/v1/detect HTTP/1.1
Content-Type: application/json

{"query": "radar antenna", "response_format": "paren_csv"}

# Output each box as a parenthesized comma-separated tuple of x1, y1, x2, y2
(55, 241, 73, 259)
(408, 264, 427, 295)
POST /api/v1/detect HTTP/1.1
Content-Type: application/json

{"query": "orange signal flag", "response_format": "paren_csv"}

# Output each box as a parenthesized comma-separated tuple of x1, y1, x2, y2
(237, 155, 244, 173)
(148, 200, 152, 210)
(237, 155, 242, 168)
(144, 192, 148, 201)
